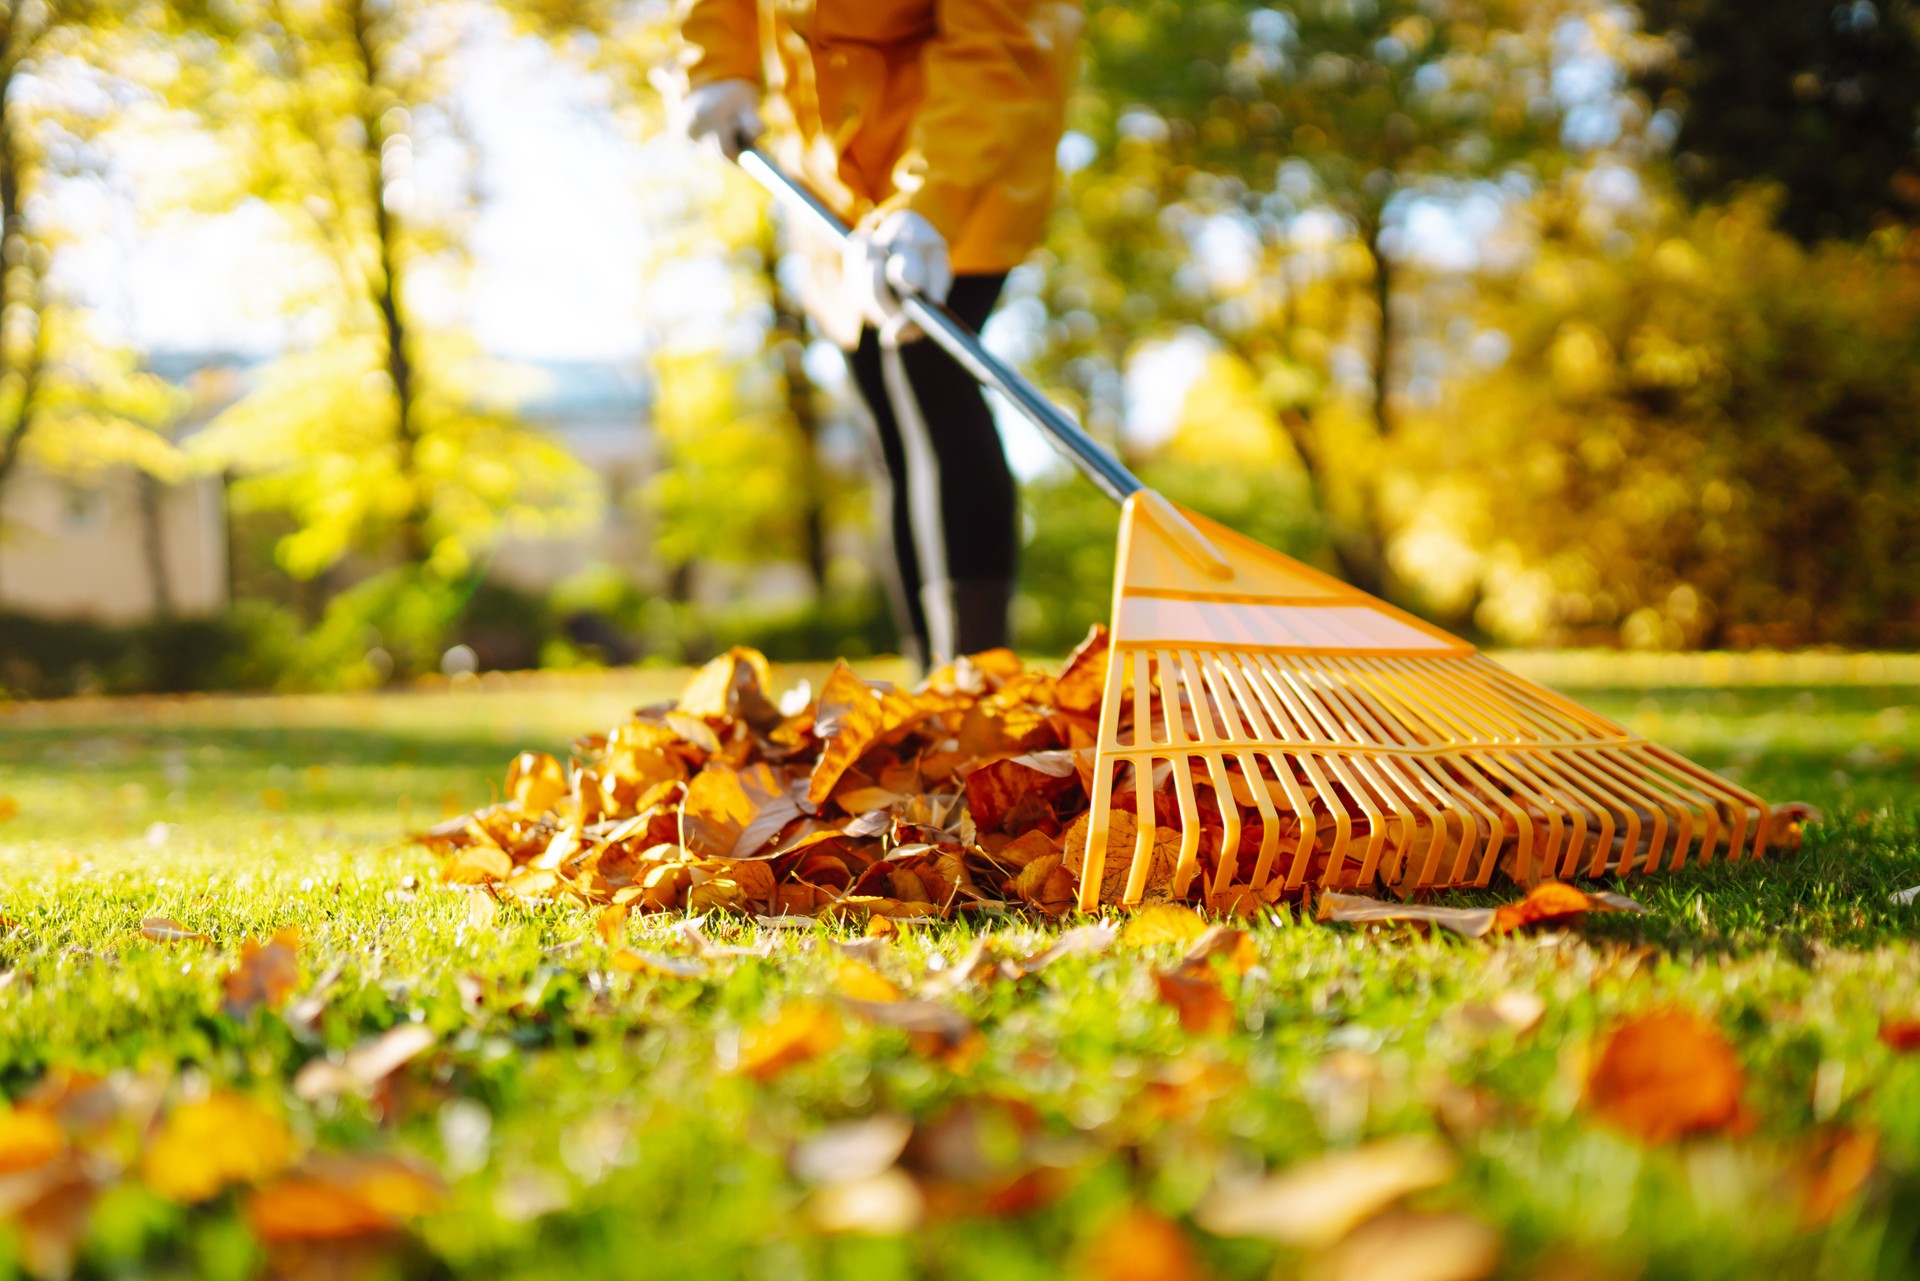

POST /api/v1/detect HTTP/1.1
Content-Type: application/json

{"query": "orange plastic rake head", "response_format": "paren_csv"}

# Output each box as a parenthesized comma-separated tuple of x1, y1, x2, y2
(733, 150, 1777, 911)
(1072, 495, 1777, 910)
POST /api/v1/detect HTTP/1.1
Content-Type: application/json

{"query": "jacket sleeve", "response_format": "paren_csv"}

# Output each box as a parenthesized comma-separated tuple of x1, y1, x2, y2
(677, 0, 761, 88)
(882, 0, 1077, 242)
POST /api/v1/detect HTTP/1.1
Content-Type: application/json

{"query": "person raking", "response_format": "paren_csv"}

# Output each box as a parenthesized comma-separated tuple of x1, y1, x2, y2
(673, 0, 1083, 669)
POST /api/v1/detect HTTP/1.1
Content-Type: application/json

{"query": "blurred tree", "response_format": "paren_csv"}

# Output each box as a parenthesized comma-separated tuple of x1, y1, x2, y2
(1399, 185, 1920, 648)
(1637, 0, 1920, 241)
(178, 0, 596, 581)
(1041, 0, 1577, 600)
(0, 2, 184, 509)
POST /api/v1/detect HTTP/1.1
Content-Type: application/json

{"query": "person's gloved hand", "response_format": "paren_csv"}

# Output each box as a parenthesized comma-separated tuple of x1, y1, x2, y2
(674, 78, 762, 160)
(845, 210, 953, 328)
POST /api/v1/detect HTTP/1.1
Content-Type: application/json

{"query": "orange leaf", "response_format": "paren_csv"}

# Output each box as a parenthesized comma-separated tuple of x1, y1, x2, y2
(1080, 1206, 1206, 1281)
(676, 647, 781, 727)
(246, 1155, 444, 1243)
(807, 663, 922, 807)
(1050, 625, 1110, 716)
(443, 846, 513, 885)
(223, 929, 301, 1020)
(680, 763, 803, 860)
(1797, 1125, 1878, 1228)
(1491, 881, 1648, 933)
(0, 1107, 63, 1176)
(1154, 968, 1234, 1036)
(612, 949, 708, 979)
(594, 903, 628, 945)
(1585, 1009, 1747, 1144)
(735, 1003, 841, 1080)
(1194, 1136, 1456, 1248)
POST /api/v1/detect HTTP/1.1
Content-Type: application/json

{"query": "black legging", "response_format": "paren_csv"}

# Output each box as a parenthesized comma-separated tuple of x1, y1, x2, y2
(846, 273, 1014, 664)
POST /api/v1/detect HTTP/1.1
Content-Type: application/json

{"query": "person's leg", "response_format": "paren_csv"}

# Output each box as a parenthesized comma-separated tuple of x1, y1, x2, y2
(846, 328, 930, 669)
(846, 274, 1015, 665)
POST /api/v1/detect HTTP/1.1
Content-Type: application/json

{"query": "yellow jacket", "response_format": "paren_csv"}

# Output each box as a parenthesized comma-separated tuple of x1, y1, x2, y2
(678, 0, 1082, 275)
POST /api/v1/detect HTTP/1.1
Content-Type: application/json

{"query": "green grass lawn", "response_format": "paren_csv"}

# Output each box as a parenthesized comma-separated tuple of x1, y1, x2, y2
(3, 664, 1920, 1280)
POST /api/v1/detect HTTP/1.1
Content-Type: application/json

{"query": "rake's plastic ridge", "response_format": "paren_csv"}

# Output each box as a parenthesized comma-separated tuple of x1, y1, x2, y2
(1074, 496, 1775, 911)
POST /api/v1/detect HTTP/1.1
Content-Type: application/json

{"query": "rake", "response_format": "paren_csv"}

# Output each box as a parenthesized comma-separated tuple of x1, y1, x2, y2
(739, 148, 1776, 910)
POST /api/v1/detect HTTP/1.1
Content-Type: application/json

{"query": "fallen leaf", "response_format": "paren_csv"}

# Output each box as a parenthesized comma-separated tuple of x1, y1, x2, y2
(1456, 990, 1546, 1036)
(1121, 904, 1209, 947)
(293, 1024, 437, 1101)
(246, 1154, 444, 1243)
(734, 1003, 841, 1080)
(466, 889, 498, 931)
(1080, 1205, 1206, 1281)
(0, 795, 18, 823)
(790, 1114, 914, 1185)
(809, 663, 919, 806)
(1319, 884, 1646, 938)
(1155, 968, 1235, 1035)
(0, 1107, 64, 1175)
(593, 903, 628, 945)
(805, 1169, 924, 1235)
(1585, 1008, 1747, 1144)
(1194, 1136, 1457, 1248)
(1012, 922, 1119, 975)
(834, 957, 902, 1003)
(1797, 1125, 1879, 1228)
(611, 949, 708, 979)
(141, 1093, 294, 1202)
(223, 929, 301, 1019)
(506, 751, 568, 813)
(1180, 924, 1258, 975)
(1308, 1209, 1500, 1281)
(680, 763, 804, 860)
(140, 916, 210, 945)
(444, 846, 512, 886)
(1877, 1019, 1920, 1052)
(842, 997, 983, 1067)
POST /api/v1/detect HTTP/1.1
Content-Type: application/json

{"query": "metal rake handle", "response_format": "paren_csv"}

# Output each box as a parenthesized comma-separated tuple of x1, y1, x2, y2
(737, 148, 1232, 579)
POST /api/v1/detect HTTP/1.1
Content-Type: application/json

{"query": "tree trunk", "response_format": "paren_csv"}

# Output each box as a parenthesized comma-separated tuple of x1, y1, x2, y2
(762, 230, 829, 594)
(0, 15, 45, 492)
(138, 472, 174, 620)
(347, 0, 427, 564)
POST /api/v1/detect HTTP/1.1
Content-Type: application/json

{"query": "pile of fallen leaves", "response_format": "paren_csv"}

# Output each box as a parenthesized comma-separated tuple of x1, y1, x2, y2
(417, 640, 1815, 927)
(419, 638, 1124, 923)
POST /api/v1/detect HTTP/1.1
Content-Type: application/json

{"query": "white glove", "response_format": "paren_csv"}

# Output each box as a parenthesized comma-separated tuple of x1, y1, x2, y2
(674, 78, 762, 161)
(845, 210, 953, 329)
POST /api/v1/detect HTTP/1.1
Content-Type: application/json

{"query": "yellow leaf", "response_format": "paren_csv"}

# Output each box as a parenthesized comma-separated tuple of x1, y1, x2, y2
(444, 846, 512, 886)
(0, 795, 19, 823)
(611, 949, 707, 979)
(506, 751, 568, 814)
(142, 1093, 295, 1203)
(140, 916, 210, 945)
(735, 1003, 841, 1080)
(0, 1107, 63, 1175)
(594, 903, 628, 945)
(1121, 904, 1208, 948)
(834, 957, 901, 1003)
(246, 1155, 443, 1243)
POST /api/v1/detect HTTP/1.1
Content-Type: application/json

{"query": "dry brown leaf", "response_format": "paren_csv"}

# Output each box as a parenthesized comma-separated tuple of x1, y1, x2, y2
(140, 916, 210, 945)
(842, 997, 983, 1067)
(1012, 923, 1119, 975)
(1121, 904, 1208, 947)
(790, 1114, 913, 1185)
(735, 1003, 841, 1080)
(1319, 884, 1647, 938)
(1585, 1008, 1747, 1144)
(223, 929, 301, 1020)
(593, 903, 628, 945)
(680, 763, 803, 860)
(675, 647, 781, 727)
(1194, 1136, 1457, 1248)
(1051, 625, 1110, 715)
(141, 1093, 294, 1203)
(1180, 924, 1258, 975)
(293, 1024, 437, 1101)
(1307, 1210, 1500, 1281)
(809, 663, 911, 806)
(1456, 990, 1546, 1036)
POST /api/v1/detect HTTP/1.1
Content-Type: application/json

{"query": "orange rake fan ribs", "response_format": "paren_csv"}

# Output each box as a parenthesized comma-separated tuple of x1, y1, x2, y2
(1074, 499, 1775, 910)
